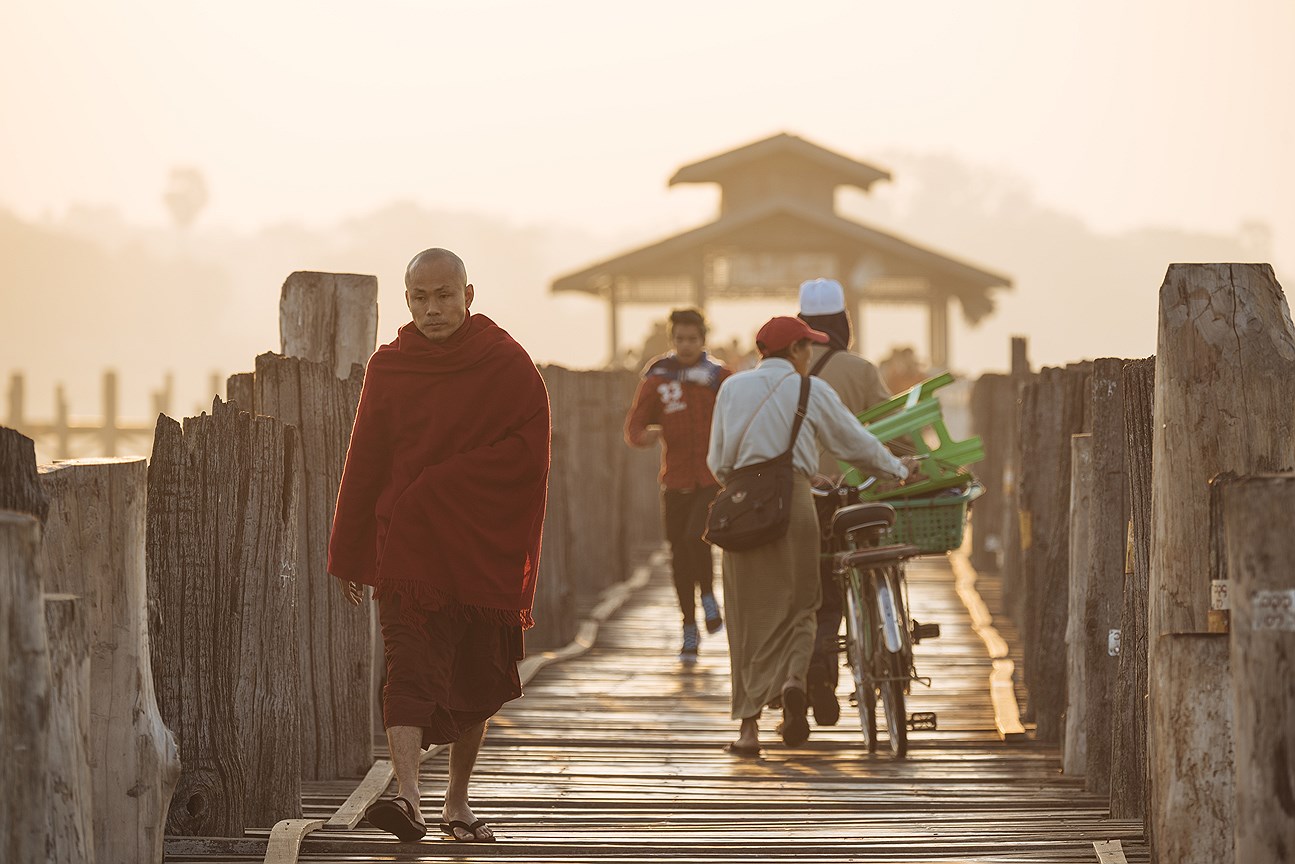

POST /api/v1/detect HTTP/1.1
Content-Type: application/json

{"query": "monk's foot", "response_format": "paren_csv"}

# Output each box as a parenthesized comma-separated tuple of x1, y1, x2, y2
(397, 794, 426, 829)
(441, 802, 494, 841)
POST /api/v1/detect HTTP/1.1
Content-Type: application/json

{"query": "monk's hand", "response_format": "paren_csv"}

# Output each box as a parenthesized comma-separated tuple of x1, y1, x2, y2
(899, 456, 923, 483)
(334, 575, 365, 607)
(640, 427, 662, 445)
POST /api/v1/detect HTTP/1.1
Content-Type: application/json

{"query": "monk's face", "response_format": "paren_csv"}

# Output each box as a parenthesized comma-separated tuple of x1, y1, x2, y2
(406, 258, 474, 343)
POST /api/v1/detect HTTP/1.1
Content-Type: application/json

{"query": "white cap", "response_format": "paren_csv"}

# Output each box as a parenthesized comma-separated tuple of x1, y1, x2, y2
(798, 278, 846, 316)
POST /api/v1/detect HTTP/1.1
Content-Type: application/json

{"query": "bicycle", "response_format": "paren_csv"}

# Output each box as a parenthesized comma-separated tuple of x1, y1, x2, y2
(813, 476, 941, 757)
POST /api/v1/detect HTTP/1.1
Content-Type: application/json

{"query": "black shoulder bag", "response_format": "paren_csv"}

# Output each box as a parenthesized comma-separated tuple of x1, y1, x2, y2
(704, 375, 812, 552)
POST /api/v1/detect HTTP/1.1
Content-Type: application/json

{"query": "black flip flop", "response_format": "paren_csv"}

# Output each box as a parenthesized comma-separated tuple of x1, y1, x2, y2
(365, 796, 427, 842)
(781, 686, 810, 746)
(440, 818, 496, 842)
(723, 741, 762, 758)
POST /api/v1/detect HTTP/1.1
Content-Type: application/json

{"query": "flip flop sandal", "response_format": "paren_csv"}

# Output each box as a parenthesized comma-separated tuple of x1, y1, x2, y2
(440, 818, 496, 842)
(364, 796, 427, 842)
(780, 686, 811, 746)
(723, 742, 762, 757)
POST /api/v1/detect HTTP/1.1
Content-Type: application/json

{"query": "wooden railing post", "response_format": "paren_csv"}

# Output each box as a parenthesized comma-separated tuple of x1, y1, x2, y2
(0, 511, 49, 864)
(1150, 633, 1233, 862)
(7, 371, 25, 429)
(1001, 337, 1030, 626)
(1110, 356, 1153, 821)
(147, 400, 302, 836)
(101, 370, 119, 457)
(1083, 357, 1128, 797)
(253, 352, 371, 781)
(38, 457, 181, 864)
(273, 271, 380, 769)
(969, 373, 1010, 572)
(43, 594, 93, 864)
(1223, 473, 1295, 861)
(1018, 364, 1090, 742)
(279, 271, 379, 381)
(1148, 264, 1295, 858)
(1, 426, 49, 520)
(1063, 433, 1092, 775)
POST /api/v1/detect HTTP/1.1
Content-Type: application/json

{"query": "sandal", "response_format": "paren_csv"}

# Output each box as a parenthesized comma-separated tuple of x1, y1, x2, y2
(723, 741, 761, 758)
(365, 796, 426, 842)
(440, 818, 496, 842)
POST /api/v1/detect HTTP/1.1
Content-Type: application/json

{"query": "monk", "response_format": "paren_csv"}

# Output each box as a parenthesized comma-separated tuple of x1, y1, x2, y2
(328, 248, 551, 843)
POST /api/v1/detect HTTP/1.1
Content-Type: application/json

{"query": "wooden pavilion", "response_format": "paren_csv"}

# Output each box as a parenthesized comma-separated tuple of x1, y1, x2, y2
(550, 133, 1011, 370)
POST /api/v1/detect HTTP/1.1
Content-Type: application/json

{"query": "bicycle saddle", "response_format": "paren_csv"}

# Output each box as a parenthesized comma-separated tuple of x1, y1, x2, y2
(831, 503, 895, 539)
(839, 544, 922, 569)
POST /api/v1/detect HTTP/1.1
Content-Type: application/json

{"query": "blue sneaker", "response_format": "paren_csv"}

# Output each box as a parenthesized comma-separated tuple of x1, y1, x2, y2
(679, 623, 700, 666)
(701, 594, 724, 634)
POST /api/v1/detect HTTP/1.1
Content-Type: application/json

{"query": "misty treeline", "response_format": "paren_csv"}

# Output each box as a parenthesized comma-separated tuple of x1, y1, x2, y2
(0, 153, 1273, 421)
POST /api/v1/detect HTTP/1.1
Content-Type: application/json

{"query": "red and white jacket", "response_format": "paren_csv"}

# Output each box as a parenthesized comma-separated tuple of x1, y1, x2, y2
(624, 352, 732, 490)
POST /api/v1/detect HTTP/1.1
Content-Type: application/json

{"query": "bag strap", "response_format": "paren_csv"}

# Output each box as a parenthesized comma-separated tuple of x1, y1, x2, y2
(809, 347, 840, 378)
(784, 375, 811, 456)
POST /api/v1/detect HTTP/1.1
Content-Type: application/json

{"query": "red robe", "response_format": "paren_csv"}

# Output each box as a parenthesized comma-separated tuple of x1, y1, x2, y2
(328, 313, 551, 628)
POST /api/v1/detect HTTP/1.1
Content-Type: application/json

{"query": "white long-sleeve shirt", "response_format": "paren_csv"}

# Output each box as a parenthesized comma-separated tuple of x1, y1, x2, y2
(707, 358, 907, 485)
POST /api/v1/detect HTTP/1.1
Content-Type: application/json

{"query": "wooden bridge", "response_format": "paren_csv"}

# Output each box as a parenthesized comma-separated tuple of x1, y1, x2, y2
(4, 263, 1293, 864)
(166, 551, 1145, 864)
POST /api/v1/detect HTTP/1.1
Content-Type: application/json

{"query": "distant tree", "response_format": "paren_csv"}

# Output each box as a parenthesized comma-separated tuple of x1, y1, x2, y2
(163, 167, 209, 230)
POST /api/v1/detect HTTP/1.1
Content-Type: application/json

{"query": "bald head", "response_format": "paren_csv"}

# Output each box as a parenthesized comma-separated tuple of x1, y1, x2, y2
(405, 247, 474, 343)
(405, 248, 467, 289)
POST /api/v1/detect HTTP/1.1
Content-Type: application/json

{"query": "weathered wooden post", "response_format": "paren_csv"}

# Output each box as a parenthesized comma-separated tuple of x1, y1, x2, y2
(969, 373, 1010, 572)
(1149, 263, 1295, 647)
(38, 458, 181, 864)
(1223, 473, 1295, 861)
(1, 426, 49, 520)
(1149, 632, 1233, 863)
(1148, 264, 1295, 858)
(275, 271, 380, 766)
(1018, 364, 1090, 741)
(253, 352, 371, 780)
(279, 271, 379, 381)
(1063, 433, 1092, 775)
(43, 594, 92, 864)
(1084, 358, 1127, 797)
(1110, 356, 1153, 821)
(1001, 337, 1030, 625)
(0, 511, 49, 864)
(147, 399, 302, 835)
(532, 366, 576, 653)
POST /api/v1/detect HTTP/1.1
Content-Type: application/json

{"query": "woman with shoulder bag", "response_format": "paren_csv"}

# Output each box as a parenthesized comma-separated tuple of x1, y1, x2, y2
(706, 316, 914, 755)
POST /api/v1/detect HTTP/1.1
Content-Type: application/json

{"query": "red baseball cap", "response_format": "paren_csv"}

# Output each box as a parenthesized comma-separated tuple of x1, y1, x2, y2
(755, 316, 830, 356)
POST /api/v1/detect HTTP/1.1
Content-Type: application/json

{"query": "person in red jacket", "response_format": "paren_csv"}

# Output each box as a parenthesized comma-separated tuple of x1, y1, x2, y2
(625, 308, 732, 665)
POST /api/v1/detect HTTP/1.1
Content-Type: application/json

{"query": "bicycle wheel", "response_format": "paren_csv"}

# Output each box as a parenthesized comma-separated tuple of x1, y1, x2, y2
(844, 578, 877, 753)
(878, 651, 908, 758)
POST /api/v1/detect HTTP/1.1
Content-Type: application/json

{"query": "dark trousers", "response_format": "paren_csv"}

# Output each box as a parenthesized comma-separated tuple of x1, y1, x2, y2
(809, 496, 842, 690)
(809, 541, 842, 689)
(662, 486, 718, 625)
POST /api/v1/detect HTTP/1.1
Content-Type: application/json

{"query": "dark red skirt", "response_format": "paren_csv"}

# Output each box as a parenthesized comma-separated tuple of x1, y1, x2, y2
(379, 594, 524, 748)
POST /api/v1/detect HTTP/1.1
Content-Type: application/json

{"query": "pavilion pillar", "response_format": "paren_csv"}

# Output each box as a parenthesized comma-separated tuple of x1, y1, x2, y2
(928, 294, 949, 371)
(606, 280, 622, 368)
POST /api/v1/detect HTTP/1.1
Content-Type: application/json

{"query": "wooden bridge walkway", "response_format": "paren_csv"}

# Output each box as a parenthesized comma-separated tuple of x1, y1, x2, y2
(165, 552, 1148, 863)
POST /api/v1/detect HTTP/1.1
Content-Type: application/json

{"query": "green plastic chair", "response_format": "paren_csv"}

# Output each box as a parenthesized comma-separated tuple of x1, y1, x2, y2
(837, 372, 984, 500)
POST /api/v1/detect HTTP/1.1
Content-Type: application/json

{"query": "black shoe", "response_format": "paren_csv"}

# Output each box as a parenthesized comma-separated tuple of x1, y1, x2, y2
(809, 679, 841, 726)
(701, 594, 724, 634)
(780, 686, 810, 746)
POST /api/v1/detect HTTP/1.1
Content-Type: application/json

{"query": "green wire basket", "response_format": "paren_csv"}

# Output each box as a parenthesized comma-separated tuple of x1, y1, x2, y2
(882, 482, 984, 554)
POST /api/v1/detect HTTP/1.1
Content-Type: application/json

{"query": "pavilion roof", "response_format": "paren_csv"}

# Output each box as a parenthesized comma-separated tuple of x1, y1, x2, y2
(668, 132, 891, 192)
(550, 198, 1011, 323)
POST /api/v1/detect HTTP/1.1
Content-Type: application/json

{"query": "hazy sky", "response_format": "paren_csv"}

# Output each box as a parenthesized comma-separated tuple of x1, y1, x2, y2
(3, 0, 1293, 393)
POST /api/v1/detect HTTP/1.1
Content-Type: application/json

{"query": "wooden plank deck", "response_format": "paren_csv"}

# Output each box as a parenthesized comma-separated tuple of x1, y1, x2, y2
(165, 552, 1147, 863)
